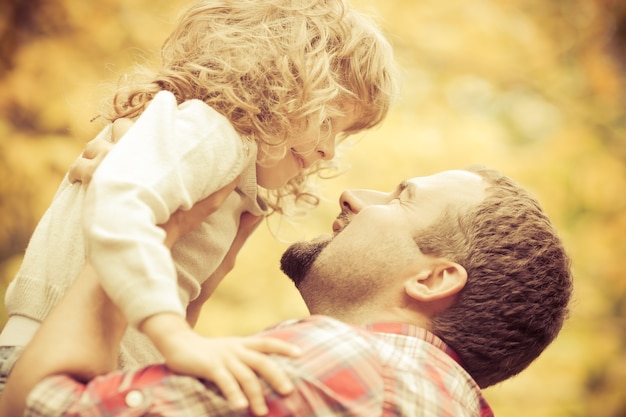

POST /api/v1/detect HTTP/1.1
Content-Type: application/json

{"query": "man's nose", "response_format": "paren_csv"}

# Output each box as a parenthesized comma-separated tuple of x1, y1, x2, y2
(339, 190, 360, 213)
(339, 189, 385, 213)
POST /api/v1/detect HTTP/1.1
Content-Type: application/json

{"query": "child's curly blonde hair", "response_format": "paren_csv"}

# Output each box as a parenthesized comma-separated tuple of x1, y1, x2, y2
(105, 0, 397, 213)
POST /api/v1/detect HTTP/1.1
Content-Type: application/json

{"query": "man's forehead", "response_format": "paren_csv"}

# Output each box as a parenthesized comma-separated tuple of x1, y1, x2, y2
(405, 170, 483, 186)
(400, 170, 486, 200)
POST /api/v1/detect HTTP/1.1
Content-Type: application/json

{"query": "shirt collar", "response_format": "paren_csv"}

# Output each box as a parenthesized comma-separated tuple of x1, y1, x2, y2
(363, 322, 464, 367)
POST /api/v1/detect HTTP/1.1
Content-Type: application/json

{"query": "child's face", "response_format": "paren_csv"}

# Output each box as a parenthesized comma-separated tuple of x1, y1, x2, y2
(256, 110, 358, 189)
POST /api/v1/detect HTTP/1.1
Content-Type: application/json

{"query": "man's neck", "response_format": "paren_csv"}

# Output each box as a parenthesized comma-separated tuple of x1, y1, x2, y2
(319, 306, 432, 330)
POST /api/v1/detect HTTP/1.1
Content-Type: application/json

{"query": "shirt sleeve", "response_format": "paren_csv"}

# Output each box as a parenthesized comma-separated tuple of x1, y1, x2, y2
(83, 91, 246, 327)
(25, 319, 385, 417)
(25, 375, 83, 417)
(26, 366, 235, 417)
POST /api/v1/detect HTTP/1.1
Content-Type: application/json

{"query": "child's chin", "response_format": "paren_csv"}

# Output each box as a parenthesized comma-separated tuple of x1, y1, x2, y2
(266, 174, 299, 190)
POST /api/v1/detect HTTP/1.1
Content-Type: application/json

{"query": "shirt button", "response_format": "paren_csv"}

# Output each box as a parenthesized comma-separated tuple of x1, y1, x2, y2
(125, 390, 145, 408)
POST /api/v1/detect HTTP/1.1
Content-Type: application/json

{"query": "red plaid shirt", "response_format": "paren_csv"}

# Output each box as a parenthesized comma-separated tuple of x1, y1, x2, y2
(26, 316, 493, 417)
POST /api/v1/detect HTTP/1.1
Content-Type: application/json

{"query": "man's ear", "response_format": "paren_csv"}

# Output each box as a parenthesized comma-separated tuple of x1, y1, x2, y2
(404, 260, 467, 302)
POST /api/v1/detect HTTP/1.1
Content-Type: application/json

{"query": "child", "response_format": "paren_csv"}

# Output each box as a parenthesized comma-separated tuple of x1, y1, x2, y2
(0, 0, 397, 413)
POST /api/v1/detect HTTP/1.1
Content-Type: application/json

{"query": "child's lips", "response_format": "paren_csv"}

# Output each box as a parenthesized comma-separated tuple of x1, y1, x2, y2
(291, 149, 308, 170)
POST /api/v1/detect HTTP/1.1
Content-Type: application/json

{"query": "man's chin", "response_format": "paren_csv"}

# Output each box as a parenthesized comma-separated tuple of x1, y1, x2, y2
(280, 234, 332, 287)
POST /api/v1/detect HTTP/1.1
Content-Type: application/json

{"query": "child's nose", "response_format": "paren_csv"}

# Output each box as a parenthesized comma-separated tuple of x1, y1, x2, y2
(316, 138, 335, 161)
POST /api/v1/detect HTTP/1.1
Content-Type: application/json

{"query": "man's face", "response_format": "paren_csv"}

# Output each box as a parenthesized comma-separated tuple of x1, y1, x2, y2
(280, 169, 486, 314)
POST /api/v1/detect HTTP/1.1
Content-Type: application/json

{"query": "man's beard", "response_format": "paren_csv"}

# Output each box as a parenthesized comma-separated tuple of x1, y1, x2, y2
(280, 235, 331, 287)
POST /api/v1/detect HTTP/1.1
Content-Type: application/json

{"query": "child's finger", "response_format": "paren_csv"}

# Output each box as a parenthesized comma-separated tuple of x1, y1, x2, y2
(245, 337, 302, 357)
(239, 349, 295, 397)
(68, 159, 98, 184)
(68, 138, 114, 184)
(111, 117, 134, 143)
(208, 367, 249, 411)
(238, 338, 300, 396)
(227, 360, 269, 416)
(82, 138, 113, 159)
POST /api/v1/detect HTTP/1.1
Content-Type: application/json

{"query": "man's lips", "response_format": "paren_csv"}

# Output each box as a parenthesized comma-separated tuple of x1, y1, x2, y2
(332, 212, 351, 233)
(332, 219, 342, 233)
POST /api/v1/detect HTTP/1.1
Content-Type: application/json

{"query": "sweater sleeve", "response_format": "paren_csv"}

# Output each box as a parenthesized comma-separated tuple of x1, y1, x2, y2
(83, 91, 246, 327)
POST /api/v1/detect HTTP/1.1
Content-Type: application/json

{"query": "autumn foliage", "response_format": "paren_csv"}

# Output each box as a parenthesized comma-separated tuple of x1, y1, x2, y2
(1, 0, 625, 415)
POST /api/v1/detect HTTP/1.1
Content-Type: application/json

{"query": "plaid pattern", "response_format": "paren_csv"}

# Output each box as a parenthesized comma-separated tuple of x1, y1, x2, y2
(26, 316, 493, 417)
(0, 345, 24, 396)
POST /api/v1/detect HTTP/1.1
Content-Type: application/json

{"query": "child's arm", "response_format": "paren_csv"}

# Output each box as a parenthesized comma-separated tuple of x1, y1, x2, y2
(0, 185, 298, 417)
(69, 121, 228, 327)
(84, 91, 248, 332)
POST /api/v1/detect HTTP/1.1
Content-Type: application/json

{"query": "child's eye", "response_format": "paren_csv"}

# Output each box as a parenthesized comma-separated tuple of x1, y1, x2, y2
(320, 117, 333, 133)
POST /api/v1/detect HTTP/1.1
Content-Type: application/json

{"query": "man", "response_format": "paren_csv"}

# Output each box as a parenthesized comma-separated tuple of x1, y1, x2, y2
(0, 166, 572, 417)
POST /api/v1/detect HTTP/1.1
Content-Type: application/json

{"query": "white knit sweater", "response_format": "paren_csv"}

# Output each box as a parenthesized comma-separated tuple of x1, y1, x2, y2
(5, 91, 266, 367)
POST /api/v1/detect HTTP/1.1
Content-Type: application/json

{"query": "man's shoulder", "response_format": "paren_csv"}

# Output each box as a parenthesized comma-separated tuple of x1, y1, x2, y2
(260, 316, 490, 416)
(260, 316, 387, 413)
(262, 315, 372, 343)
(261, 315, 383, 373)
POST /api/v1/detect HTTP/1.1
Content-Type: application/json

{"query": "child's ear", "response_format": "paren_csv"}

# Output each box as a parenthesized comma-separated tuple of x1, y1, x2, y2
(404, 260, 467, 302)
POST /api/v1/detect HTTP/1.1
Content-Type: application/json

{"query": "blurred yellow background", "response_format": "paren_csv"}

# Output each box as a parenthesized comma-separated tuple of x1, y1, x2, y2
(1, 0, 625, 415)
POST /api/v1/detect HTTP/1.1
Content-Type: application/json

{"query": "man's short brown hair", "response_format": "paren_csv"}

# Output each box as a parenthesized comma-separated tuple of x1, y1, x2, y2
(415, 166, 572, 388)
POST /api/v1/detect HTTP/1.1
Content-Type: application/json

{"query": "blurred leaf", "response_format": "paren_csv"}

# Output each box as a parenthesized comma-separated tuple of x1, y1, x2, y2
(1, 1, 625, 416)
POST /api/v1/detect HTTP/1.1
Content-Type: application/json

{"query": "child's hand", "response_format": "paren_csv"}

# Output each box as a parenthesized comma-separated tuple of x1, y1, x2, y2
(68, 118, 133, 184)
(141, 313, 300, 416)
